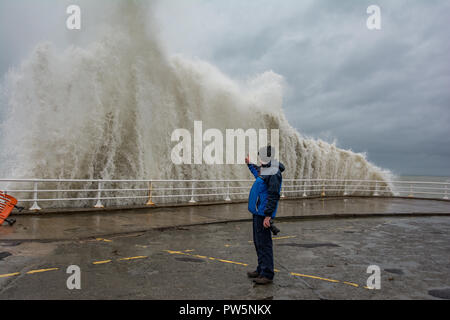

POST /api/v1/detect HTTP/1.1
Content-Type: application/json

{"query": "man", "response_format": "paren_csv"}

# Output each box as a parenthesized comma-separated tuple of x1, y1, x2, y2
(246, 146, 285, 285)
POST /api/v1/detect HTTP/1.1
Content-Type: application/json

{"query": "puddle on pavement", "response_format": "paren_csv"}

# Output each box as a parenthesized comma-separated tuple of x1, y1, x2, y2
(0, 252, 12, 261)
(277, 243, 340, 248)
(428, 288, 450, 300)
(384, 268, 404, 275)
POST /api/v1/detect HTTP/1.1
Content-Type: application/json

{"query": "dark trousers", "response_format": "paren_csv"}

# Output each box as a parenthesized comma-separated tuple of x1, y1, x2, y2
(252, 215, 274, 280)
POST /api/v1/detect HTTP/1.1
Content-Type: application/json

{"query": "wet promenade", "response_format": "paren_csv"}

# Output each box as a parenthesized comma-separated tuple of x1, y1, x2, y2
(1, 197, 449, 241)
(1, 198, 449, 299)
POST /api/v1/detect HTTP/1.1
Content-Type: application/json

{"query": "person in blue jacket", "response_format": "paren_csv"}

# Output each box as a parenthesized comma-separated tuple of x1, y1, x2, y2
(246, 145, 285, 285)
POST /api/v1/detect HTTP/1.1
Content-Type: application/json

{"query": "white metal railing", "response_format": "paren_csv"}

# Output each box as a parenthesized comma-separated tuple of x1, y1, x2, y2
(0, 178, 448, 212)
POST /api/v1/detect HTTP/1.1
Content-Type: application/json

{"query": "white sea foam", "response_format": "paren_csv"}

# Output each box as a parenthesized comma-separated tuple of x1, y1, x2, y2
(0, 1, 393, 205)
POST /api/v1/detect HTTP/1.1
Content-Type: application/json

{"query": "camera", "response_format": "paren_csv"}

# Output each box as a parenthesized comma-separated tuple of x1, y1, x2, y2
(270, 219, 280, 236)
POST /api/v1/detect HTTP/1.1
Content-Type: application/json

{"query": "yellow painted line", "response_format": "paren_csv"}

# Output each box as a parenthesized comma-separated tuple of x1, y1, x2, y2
(217, 259, 248, 267)
(291, 272, 340, 283)
(343, 281, 359, 288)
(184, 249, 195, 253)
(165, 250, 248, 267)
(26, 268, 59, 275)
(273, 236, 297, 240)
(0, 272, 20, 278)
(96, 238, 113, 243)
(93, 260, 112, 265)
(165, 249, 364, 289)
(118, 256, 148, 261)
(165, 250, 186, 255)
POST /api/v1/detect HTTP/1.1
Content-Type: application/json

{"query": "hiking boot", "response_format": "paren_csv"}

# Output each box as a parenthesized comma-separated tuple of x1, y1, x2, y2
(253, 277, 273, 285)
(247, 271, 260, 279)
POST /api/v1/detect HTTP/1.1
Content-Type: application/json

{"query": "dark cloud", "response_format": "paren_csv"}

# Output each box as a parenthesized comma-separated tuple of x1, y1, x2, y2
(154, 0, 450, 176)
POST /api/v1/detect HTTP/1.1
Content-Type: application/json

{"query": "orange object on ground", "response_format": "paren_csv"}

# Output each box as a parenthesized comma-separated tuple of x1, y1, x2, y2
(0, 191, 18, 226)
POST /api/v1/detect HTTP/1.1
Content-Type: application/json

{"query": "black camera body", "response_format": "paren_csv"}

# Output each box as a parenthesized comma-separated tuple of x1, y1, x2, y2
(270, 219, 280, 236)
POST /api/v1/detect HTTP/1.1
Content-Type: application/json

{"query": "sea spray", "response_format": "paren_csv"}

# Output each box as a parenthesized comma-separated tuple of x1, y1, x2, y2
(0, 0, 393, 207)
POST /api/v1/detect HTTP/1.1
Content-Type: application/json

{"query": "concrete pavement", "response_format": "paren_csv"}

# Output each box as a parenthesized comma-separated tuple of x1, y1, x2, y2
(0, 215, 449, 299)
(1, 198, 450, 300)
(1, 197, 450, 241)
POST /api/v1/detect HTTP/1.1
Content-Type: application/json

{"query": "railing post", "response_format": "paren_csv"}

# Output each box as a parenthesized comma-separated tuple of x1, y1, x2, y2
(224, 182, 231, 202)
(303, 180, 307, 198)
(94, 180, 104, 208)
(373, 182, 379, 197)
(444, 184, 449, 200)
(147, 181, 155, 206)
(29, 182, 42, 211)
(343, 180, 348, 196)
(189, 182, 196, 203)
(408, 183, 414, 198)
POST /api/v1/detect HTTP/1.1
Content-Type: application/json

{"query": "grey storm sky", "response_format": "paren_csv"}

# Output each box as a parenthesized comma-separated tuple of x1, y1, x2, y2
(1, 0, 449, 176)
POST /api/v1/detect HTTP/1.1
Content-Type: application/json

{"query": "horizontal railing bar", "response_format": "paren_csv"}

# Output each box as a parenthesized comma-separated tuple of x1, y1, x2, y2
(391, 186, 448, 191)
(8, 188, 446, 197)
(2, 186, 251, 193)
(0, 179, 255, 183)
(5, 185, 445, 194)
(17, 192, 251, 202)
(3, 188, 151, 193)
(283, 184, 391, 189)
(1, 178, 449, 184)
(283, 189, 391, 194)
(10, 187, 446, 195)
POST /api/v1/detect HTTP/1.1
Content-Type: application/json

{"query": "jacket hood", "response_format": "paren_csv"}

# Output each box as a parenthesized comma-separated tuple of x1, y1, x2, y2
(260, 160, 285, 176)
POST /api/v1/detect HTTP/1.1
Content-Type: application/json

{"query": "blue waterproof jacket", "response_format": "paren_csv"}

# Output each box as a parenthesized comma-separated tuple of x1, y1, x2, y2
(247, 161, 285, 218)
